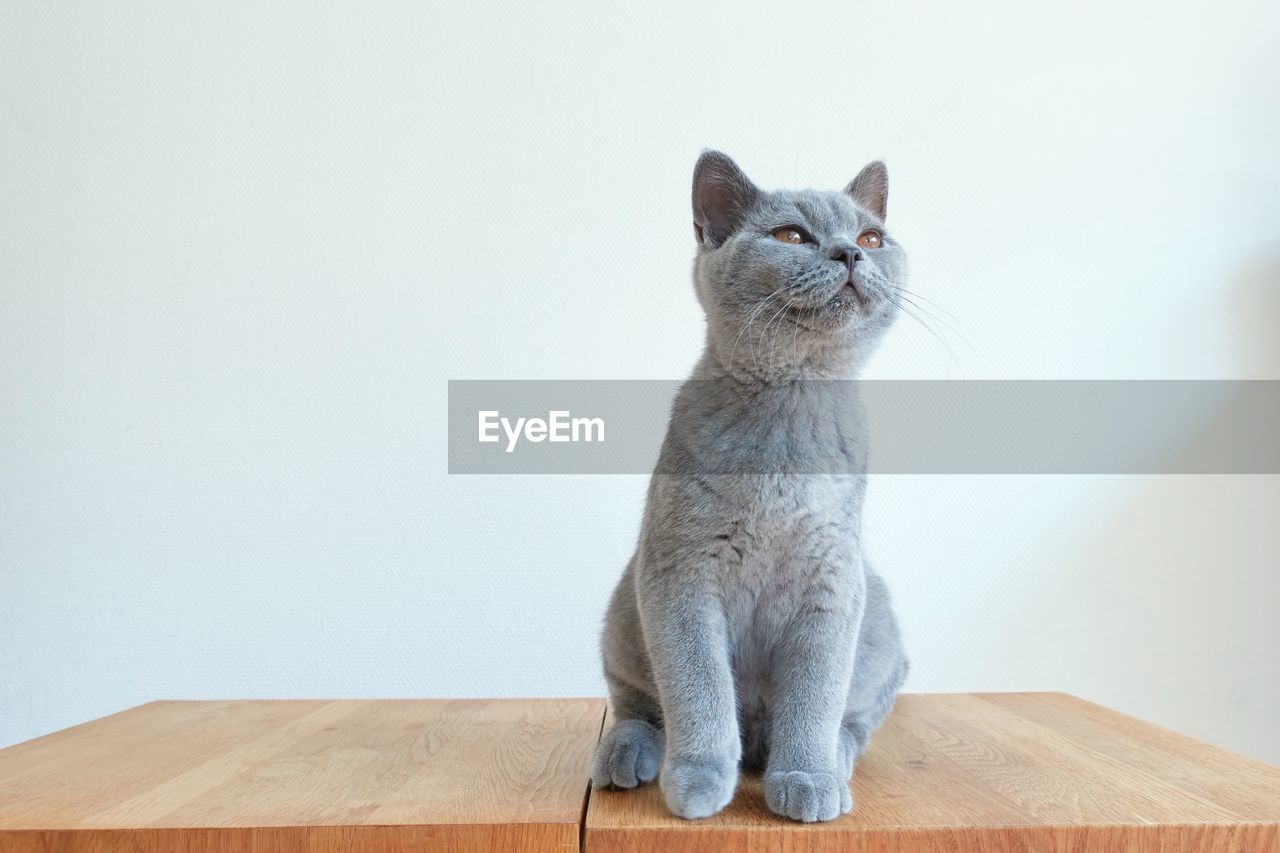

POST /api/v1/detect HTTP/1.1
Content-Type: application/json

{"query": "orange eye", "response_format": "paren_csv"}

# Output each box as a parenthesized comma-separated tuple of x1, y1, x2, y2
(772, 227, 806, 245)
(856, 230, 882, 250)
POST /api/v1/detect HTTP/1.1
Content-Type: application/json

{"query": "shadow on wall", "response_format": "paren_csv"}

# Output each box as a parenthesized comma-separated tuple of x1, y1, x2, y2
(1055, 258, 1280, 763)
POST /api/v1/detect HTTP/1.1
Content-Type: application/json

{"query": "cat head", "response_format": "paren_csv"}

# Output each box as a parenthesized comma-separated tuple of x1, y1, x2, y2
(691, 150, 904, 378)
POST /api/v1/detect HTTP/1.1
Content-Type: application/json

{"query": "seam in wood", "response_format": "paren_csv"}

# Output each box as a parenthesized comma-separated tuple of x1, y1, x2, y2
(579, 703, 608, 853)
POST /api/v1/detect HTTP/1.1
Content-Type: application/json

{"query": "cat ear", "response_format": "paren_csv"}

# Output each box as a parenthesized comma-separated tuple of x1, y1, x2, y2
(692, 150, 761, 248)
(845, 160, 888, 220)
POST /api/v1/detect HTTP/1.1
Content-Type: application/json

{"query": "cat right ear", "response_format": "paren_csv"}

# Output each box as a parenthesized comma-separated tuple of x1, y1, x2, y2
(692, 150, 760, 249)
(845, 160, 889, 220)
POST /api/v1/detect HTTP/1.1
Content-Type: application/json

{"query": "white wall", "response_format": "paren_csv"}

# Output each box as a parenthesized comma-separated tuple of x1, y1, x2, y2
(2, 0, 1278, 763)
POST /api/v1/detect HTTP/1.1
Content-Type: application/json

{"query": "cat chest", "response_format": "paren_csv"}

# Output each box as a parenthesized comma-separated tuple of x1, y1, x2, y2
(715, 515, 857, 629)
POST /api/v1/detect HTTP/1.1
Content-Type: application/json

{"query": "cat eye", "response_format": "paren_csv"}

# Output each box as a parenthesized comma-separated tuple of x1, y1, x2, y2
(772, 227, 808, 245)
(856, 230, 883, 250)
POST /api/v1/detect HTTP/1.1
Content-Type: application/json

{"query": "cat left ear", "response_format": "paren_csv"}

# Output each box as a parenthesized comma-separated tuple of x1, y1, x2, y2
(845, 161, 888, 220)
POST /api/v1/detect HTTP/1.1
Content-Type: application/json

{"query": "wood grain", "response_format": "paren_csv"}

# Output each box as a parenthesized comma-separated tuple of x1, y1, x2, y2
(584, 692, 1280, 853)
(0, 698, 605, 853)
(6, 693, 1277, 853)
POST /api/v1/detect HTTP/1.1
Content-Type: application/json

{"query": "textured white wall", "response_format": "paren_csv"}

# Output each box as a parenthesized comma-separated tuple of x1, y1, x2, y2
(2, 0, 1278, 762)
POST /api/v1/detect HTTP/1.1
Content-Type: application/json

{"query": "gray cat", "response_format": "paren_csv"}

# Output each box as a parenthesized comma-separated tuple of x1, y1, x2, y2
(589, 151, 909, 823)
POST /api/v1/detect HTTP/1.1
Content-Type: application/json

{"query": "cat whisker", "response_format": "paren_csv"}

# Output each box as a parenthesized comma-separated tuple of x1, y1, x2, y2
(892, 279, 965, 327)
(789, 303, 803, 370)
(726, 285, 792, 374)
(886, 294, 963, 364)
(885, 286, 977, 358)
(758, 299, 795, 372)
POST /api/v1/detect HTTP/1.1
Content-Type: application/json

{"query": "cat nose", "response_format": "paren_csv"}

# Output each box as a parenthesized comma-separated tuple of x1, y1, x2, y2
(832, 245, 863, 274)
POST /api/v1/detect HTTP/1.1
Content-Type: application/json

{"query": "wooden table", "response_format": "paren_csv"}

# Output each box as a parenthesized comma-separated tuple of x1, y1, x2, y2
(1, 693, 1277, 852)
(587, 692, 1280, 852)
(0, 698, 604, 852)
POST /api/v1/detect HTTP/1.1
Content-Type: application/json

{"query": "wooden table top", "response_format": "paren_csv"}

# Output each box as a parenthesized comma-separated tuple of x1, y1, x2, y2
(586, 692, 1280, 853)
(1, 693, 1277, 852)
(0, 697, 604, 853)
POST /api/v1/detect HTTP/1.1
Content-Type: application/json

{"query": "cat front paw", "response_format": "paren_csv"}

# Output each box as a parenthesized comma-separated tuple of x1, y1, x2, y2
(764, 769, 852, 823)
(660, 755, 738, 819)
(590, 719, 665, 789)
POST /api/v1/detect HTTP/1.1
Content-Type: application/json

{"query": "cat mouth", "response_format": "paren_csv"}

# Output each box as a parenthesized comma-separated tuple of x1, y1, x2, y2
(835, 279, 873, 311)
